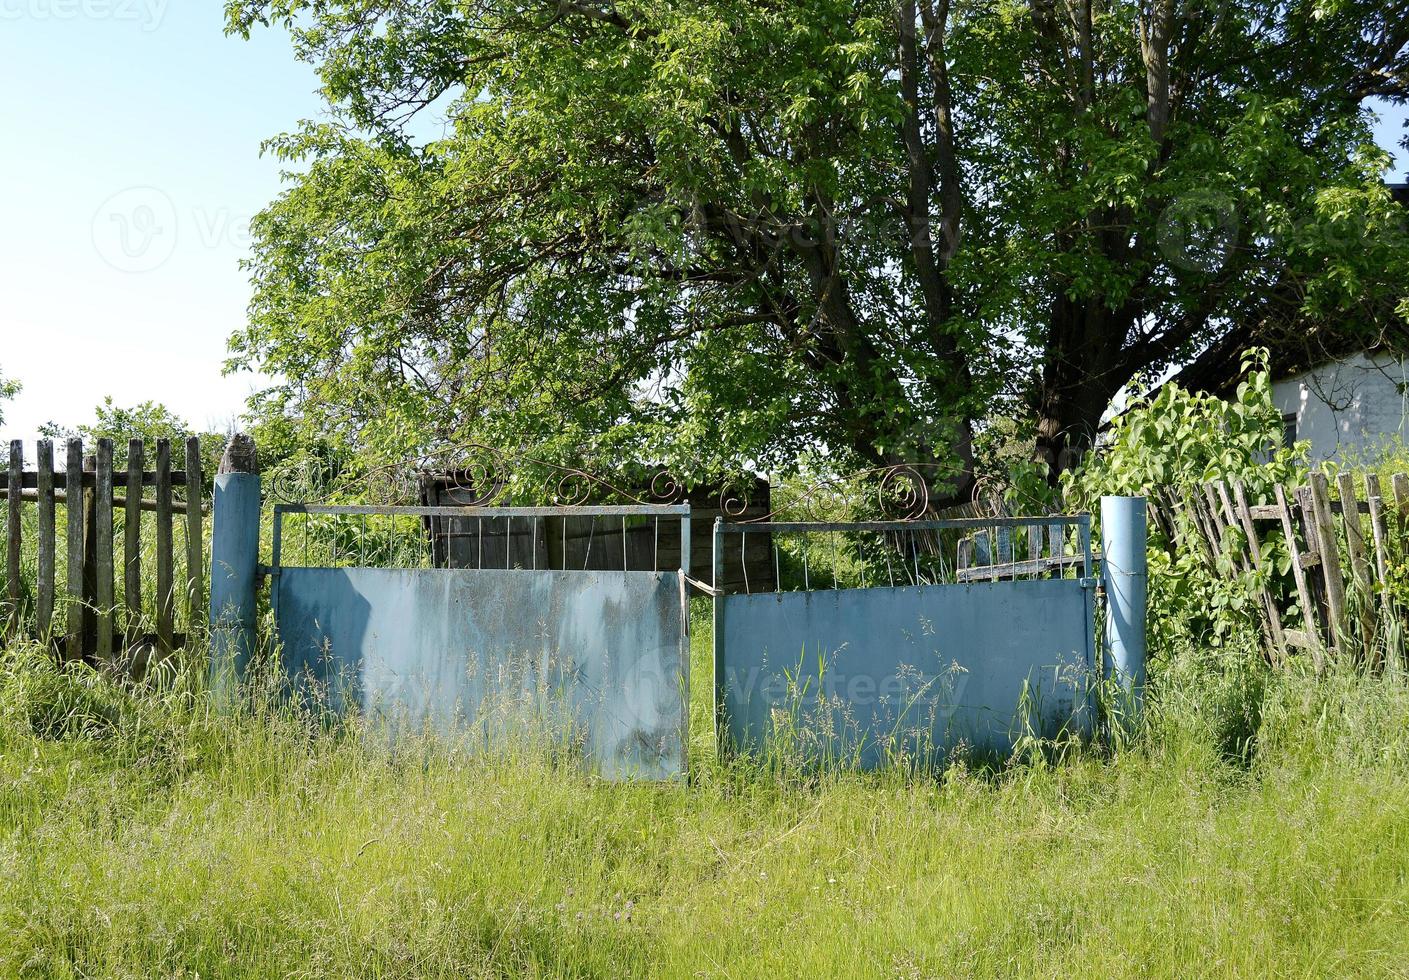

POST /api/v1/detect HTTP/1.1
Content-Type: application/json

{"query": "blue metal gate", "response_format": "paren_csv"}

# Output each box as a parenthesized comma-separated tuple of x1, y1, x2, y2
(712, 516, 1098, 766)
(269, 504, 691, 780)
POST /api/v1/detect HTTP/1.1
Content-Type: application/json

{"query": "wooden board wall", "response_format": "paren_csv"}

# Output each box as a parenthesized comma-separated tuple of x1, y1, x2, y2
(420, 476, 776, 593)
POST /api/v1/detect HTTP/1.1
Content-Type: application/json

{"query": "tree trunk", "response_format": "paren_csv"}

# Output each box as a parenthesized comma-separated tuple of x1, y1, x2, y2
(1034, 296, 1133, 482)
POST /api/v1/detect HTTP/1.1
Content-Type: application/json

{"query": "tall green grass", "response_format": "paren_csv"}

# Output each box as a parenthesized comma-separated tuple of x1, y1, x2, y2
(2, 624, 1408, 978)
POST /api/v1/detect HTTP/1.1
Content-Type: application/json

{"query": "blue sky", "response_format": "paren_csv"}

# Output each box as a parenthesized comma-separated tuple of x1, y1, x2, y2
(0, 2, 322, 440)
(0, 8, 1406, 443)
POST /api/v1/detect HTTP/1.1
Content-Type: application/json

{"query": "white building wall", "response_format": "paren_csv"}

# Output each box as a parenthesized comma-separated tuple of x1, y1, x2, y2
(1272, 350, 1409, 462)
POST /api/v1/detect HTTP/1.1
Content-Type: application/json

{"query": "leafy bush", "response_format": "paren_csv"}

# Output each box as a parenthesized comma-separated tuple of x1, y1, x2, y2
(1065, 350, 1307, 658)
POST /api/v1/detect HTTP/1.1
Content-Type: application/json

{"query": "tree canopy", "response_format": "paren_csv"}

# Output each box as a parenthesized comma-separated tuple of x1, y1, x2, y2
(226, 0, 1409, 504)
(40, 398, 228, 477)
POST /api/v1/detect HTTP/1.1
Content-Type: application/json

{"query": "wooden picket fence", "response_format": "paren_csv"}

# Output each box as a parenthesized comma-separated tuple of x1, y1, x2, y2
(1, 437, 206, 667)
(955, 522, 1093, 582)
(1153, 471, 1409, 668)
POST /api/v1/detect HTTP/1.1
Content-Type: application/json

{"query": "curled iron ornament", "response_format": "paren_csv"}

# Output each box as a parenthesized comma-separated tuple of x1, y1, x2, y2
(649, 470, 684, 503)
(264, 441, 966, 524)
(552, 469, 597, 507)
(876, 465, 931, 521)
(267, 441, 689, 509)
(719, 483, 753, 518)
(726, 462, 965, 524)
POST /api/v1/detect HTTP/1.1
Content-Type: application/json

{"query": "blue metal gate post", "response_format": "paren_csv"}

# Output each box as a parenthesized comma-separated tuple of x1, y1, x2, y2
(1101, 496, 1148, 711)
(209, 435, 261, 692)
(712, 515, 725, 756)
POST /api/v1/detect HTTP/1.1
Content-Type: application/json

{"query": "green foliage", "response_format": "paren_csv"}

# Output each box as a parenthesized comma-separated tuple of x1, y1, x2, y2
(1067, 350, 1305, 501)
(1067, 351, 1307, 653)
(41, 397, 228, 481)
(972, 415, 1060, 514)
(0, 368, 18, 426)
(221, 0, 1409, 488)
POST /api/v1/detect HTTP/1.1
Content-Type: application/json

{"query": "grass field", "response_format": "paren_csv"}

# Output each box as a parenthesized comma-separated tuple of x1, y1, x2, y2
(2, 621, 1409, 978)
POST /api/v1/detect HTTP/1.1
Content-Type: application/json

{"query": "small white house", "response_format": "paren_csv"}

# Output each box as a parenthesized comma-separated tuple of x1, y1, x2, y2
(1273, 348, 1409, 462)
(1267, 183, 1409, 462)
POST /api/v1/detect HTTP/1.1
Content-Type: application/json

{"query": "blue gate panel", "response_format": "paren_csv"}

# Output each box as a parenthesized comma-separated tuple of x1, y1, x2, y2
(718, 579, 1093, 766)
(276, 568, 687, 779)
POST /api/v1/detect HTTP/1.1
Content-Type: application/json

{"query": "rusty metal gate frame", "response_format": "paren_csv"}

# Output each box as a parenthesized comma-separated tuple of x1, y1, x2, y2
(711, 514, 1098, 766)
(267, 502, 692, 779)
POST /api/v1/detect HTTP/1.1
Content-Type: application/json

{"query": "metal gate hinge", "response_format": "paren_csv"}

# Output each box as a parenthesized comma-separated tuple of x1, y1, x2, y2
(1079, 576, 1100, 590)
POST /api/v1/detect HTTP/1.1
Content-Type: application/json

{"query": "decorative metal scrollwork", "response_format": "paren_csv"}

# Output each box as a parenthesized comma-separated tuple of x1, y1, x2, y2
(266, 442, 980, 525)
(876, 465, 930, 521)
(267, 442, 688, 509)
(719, 462, 967, 524)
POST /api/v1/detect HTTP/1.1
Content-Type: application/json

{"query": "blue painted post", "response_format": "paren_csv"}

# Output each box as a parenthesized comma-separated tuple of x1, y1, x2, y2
(712, 516, 725, 755)
(1101, 496, 1148, 710)
(209, 435, 261, 692)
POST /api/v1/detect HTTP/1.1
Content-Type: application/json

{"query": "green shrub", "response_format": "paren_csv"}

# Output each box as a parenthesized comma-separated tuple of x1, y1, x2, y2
(1065, 349, 1306, 656)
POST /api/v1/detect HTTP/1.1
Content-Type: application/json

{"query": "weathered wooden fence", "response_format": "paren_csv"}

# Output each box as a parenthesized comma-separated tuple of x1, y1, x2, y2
(420, 472, 776, 593)
(956, 522, 1097, 582)
(1, 437, 206, 667)
(1153, 471, 1409, 668)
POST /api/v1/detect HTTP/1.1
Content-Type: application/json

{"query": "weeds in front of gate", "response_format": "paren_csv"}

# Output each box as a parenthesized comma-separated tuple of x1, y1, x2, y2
(740, 645, 971, 777)
(4, 629, 1409, 977)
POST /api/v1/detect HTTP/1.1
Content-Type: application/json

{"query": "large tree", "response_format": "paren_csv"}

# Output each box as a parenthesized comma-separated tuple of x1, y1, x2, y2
(227, 0, 1409, 503)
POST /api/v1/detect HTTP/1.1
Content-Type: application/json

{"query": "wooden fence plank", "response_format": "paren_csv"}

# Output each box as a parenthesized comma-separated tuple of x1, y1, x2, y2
(185, 437, 204, 632)
(1252, 500, 1377, 519)
(1275, 483, 1323, 670)
(1337, 473, 1373, 587)
(36, 440, 55, 640)
(0, 487, 199, 515)
(1170, 489, 1212, 562)
(1295, 485, 1328, 574)
(1230, 480, 1285, 659)
(125, 440, 143, 633)
(81, 454, 97, 656)
(155, 439, 174, 652)
(1309, 472, 1348, 655)
(1366, 475, 1390, 582)
(1202, 483, 1231, 553)
(1336, 472, 1376, 648)
(95, 440, 115, 661)
(1047, 523, 1063, 566)
(1392, 474, 1409, 553)
(1365, 474, 1395, 668)
(1187, 489, 1218, 560)
(1295, 487, 1319, 558)
(5, 441, 21, 637)
(1214, 481, 1279, 660)
(65, 439, 85, 662)
(955, 553, 1088, 582)
(1393, 473, 1409, 514)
